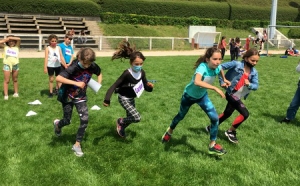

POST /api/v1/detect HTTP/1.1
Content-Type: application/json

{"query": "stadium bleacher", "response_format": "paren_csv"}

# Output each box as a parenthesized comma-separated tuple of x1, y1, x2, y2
(0, 13, 99, 49)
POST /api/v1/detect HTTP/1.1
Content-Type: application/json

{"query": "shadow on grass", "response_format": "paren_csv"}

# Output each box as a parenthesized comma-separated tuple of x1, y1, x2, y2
(48, 133, 81, 146)
(2, 90, 15, 96)
(162, 135, 206, 155)
(92, 125, 137, 145)
(188, 126, 209, 135)
(262, 112, 300, 126)
(40, 89, 50, 97)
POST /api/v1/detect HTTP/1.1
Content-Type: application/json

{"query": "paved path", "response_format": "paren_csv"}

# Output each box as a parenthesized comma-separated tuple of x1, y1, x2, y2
(18, 49, 285, 58)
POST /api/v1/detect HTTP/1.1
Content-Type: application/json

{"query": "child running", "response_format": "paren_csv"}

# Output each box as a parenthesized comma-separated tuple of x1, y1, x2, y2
(161, 47, 230, 156)
(0, 35, 21, 100)
(206, 48, 259, 144)
(54, 48, 102, 157)
(44, 34, 67, 98)
(103, 41, 154, 137)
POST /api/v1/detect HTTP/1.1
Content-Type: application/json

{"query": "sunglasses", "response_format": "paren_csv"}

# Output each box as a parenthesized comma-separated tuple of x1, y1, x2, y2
(67, 37, 73, 41)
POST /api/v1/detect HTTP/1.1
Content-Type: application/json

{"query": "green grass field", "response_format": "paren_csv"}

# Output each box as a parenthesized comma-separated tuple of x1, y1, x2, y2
(1, 53, 300, 185)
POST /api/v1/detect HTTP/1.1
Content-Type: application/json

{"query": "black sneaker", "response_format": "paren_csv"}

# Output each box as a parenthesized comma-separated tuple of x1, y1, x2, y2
(53, 89, 58, 95)
(280, 118, 290, 124)
(48, 93, 53, 98)
(225, 130, 238, 143)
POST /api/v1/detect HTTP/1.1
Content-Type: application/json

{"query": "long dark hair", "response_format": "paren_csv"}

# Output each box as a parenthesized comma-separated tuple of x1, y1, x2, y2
(111, 40, 136, 61)
(111, 40, 145, 63)
(194, 47, 221, 69)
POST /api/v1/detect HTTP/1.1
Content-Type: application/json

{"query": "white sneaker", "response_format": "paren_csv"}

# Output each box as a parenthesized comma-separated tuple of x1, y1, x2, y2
(13, 93, 19, 97)
(4, 95, 8, 100)
(72, 145, 84, 157)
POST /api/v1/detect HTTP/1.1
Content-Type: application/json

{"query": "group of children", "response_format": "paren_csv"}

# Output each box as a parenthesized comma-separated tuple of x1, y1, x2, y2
(1, 35, 262, 157)
(161, 47, 259, 156)
(51, 39, 153, 157)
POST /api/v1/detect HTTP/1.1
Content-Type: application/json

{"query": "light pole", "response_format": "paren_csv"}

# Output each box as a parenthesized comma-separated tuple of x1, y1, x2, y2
(270, 0, 278, 40)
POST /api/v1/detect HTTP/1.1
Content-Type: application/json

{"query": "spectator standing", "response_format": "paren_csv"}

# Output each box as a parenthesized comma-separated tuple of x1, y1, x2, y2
(78, 30, 87, 44)
(229, 38, 235, 61)
(234, 37, 241, 60)
(218, 36, 227, 60)
(59, 34, 74, 68)
(0, 35, 21, 100)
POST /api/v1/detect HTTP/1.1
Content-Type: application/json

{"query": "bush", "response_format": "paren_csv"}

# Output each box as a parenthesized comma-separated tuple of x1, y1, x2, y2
(0, 0, 101, 16)
(288, 28, 300, 38)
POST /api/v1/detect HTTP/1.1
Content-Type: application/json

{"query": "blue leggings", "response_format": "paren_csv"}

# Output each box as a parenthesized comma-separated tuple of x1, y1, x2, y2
(170, 92, 219, 141)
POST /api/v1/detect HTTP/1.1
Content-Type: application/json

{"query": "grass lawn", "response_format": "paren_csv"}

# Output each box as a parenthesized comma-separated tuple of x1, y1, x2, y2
(1, 53, 300, 185)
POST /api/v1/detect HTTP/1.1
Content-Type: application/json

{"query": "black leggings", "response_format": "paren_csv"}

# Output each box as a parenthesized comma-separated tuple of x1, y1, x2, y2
(219, 92, 249, 129)
(57, 101, 89, 142)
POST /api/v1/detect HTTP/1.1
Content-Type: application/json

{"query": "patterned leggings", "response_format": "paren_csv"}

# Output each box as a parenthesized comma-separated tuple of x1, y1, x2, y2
(57, 101, 89, 142)
(118, 96, 141, 125)
(170, 92, 219, 141)
(219, 92, 249, 129)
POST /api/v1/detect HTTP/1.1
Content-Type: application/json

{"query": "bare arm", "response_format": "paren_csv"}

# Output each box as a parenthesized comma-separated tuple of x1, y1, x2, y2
(58, 47, 67, 68)
(219, 69, 231, 87)
(68, 54, 75, 66)
(44, 47, 49, 74)
(97, 73, 102, 84)
(56, 75, 85, 89)
(8, 36, 21, 47)
(194, 73, 225, 98)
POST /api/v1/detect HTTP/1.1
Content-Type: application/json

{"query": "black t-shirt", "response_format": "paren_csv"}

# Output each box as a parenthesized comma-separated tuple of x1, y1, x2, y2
(58, 60, 101, 103)
(104, 68, 153, 104)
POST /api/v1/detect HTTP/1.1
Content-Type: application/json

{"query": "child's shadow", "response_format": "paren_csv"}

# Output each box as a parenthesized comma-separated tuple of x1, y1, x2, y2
(92, 126, 137, 145)
(188, 127, 235, 145)
(162, 135, 205, 155)
(48, 133, 80, 146)
(262, 112, 299, 126)
(40, 89, 49, 97)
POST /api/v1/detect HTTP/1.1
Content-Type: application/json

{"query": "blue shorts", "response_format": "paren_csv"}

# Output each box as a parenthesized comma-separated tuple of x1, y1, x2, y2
(3, 64, 19, 71)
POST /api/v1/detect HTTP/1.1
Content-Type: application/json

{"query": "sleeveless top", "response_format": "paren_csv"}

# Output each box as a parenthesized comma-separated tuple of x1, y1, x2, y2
(47, 46, 61, 67)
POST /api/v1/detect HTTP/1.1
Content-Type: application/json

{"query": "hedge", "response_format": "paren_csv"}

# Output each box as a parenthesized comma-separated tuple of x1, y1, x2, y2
(99, 0, 300, 22)
(0, 0, 101, 16)
(100, 12, 300, 30)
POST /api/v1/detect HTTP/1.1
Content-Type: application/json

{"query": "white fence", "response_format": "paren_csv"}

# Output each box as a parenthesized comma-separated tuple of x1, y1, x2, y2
(0, 34, 191, 51)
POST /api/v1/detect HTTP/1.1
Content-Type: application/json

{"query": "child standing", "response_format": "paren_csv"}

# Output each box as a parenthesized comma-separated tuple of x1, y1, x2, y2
(59, 34, 74, 67)
(0, 35, 21, 100)
(229, 38, 235, 61)
(44, 34, 67, 98)
(206, 48, 260, 143)
(161, 47, 230, 156)
(103, 42, 153, 137)
(245, 35, 251, 51)
(218, 36, 227, 60)
(54, 48, 102, 157)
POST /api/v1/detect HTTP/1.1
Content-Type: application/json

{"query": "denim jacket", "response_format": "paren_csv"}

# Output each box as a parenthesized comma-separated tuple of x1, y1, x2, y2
(219, 60, 258, 99)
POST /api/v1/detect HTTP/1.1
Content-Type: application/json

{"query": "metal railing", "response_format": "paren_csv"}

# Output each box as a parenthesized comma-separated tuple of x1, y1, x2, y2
(0, 34, 192, 51)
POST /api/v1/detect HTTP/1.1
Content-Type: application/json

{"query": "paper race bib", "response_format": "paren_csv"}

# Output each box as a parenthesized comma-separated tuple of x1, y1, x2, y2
(6, 48, 18, 57)
(133, 80, 144, 98)
(233, 86, 251, 99)
(65, 48, 72, 56)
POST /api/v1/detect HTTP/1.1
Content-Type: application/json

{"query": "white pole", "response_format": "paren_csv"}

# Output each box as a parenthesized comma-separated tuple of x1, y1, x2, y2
(270, 0, 277, 40)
